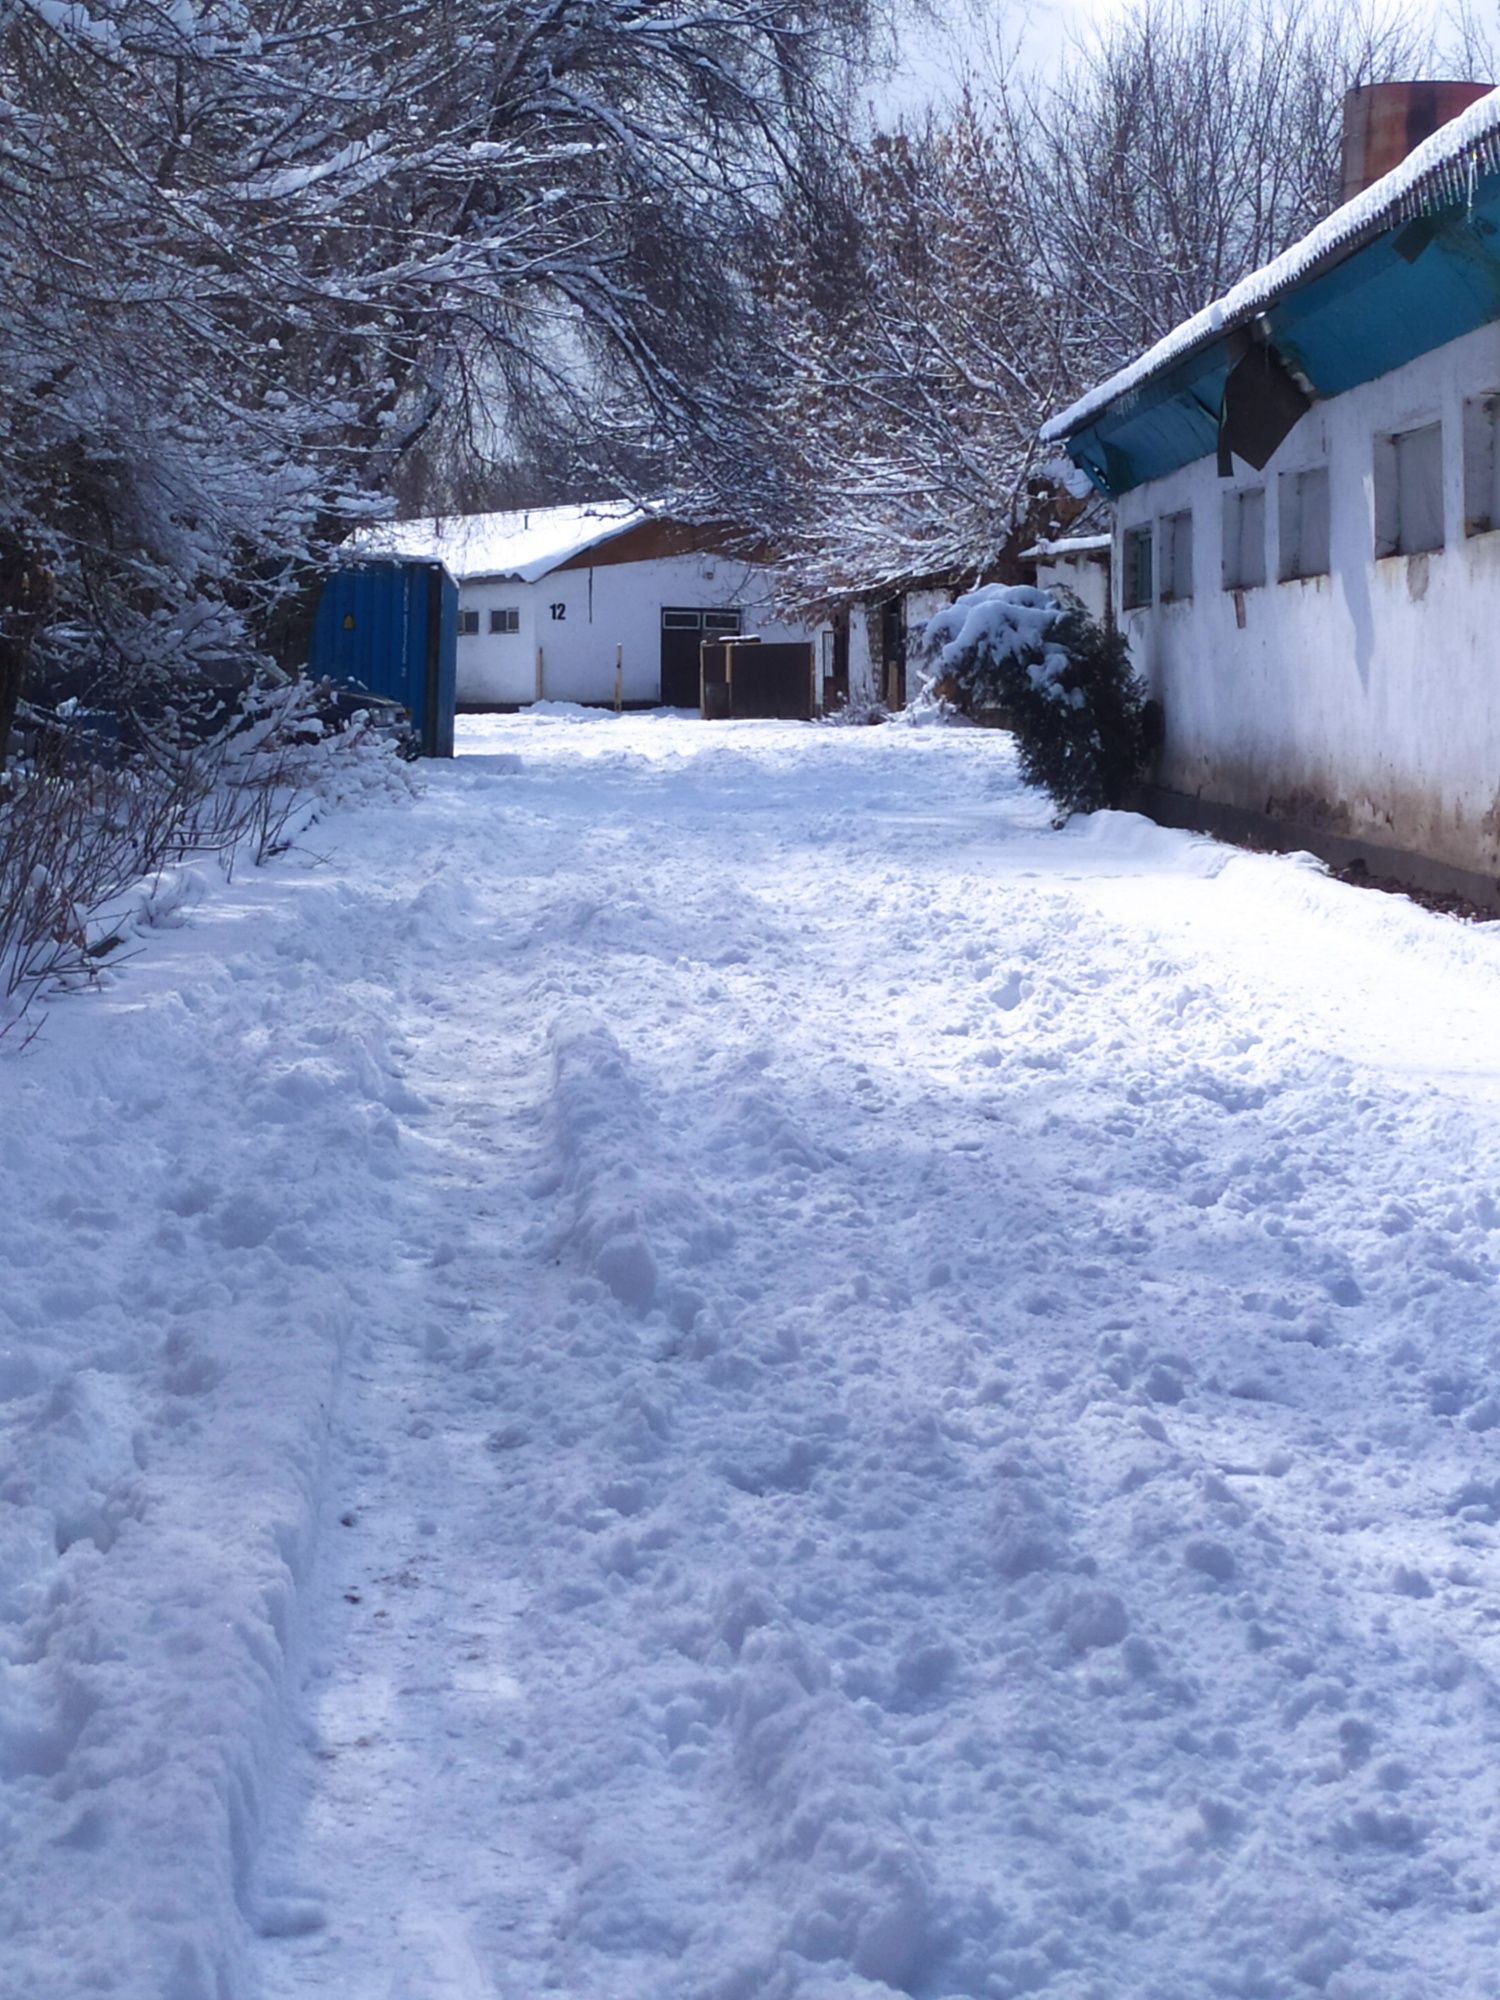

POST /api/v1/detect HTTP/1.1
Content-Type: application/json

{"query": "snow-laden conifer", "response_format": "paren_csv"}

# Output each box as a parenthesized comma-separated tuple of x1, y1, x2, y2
(921, 585, 1151, 816)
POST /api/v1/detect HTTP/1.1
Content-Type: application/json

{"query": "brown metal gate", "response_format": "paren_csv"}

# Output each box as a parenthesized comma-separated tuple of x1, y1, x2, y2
(699, 638, 816, 721)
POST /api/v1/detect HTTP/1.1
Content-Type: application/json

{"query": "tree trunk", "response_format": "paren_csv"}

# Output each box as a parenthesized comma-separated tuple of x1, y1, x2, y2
(0, 640, 25, 779)
(0, 535, 51, 777)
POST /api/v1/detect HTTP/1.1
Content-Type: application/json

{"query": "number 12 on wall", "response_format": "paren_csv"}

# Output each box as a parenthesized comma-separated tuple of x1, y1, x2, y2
(549, 602, 566, 621)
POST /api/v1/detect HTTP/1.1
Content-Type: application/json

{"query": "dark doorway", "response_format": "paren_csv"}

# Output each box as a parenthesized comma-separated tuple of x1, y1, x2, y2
(826, 612, 850, 711)
(879, 596, 905, 709)
(660, 607, 741, 707)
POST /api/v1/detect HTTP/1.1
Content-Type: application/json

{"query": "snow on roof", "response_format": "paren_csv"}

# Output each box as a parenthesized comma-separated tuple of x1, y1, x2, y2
(1042, 85, 1500, 443)
(354, 501, 655, 583)
(1020, 534, 1113, 560)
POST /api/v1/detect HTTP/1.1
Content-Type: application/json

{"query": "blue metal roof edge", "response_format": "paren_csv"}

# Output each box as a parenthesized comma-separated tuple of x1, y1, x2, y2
(1057, 156, 1500, 497)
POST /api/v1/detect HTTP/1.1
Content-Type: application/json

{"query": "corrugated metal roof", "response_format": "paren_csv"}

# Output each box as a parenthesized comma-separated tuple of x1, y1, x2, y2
(1044, 86, 1500, 496)
(353, 503, 654, 583)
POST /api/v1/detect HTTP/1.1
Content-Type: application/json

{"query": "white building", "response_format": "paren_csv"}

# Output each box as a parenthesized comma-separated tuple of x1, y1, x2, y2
(360, 503, 827, 710)
(843, 587, 953, 712)
(1042, 85, 1500, 899)
(1019, 535, 1112, 628)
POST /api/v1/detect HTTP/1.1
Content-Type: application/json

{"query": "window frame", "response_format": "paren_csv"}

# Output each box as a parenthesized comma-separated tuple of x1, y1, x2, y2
(1158, 509, 1194, 603)
(1221, 485, 1267, 591)
(489, 605, 520, 635)
(1277, 465, 1331, 582)
(1374, 420, 1445, 558)
(662, 606, 743, 634)
(1463, 395, 1500, 538)
(457, 608, 480, 637)
(1121, 524, 1154, 611)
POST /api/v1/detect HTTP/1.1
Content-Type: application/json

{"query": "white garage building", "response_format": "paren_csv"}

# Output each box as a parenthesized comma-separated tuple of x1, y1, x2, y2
(360, 503, 825, 710)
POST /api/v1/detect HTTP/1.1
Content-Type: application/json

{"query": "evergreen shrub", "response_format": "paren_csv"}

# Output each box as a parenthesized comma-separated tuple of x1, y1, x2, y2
(921, 584, 1152, 817)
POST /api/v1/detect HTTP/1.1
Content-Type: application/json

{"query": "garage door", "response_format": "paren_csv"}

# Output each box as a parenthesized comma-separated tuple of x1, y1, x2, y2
(660, 607, 742, 707)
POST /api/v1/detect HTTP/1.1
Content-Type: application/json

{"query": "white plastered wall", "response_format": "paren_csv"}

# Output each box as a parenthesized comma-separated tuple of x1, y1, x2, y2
(1114, 319, 1500, 876)
(455, 552, 823, 707)
(1035, 554, 1110, 627)
(903, 588, 952, 653)
(847, 609, 877, 707)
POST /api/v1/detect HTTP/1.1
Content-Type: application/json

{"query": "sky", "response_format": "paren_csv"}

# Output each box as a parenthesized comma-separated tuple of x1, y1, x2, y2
(878, 0, 1472, 119)
(874, 0, 1135, 117)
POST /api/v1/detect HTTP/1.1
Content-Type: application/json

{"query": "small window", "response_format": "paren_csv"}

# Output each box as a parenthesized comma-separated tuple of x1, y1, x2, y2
(489, 606, 519, 634)
(1222, 487, 1267, 589)
(1278, 466, 1331, 580)
(703, 610, 742, 633)
(662, 609, 702, 630)
(1374, 421, 1443, 556)
(1159, 510, 1193, 602)
(1121, 524, 1153, 610)
(1463, 396, 1500, 536)
(457, 608, 479, 636)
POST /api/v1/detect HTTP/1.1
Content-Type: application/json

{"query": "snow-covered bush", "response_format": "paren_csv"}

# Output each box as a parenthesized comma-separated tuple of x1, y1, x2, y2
(920, 584, 1150, 816)
(824, 689, 888, 726)
(0, 681, 412, 1023)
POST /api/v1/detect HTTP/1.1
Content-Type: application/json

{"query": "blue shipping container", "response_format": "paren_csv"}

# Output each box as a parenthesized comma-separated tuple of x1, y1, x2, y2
(308, 560, 457, 758)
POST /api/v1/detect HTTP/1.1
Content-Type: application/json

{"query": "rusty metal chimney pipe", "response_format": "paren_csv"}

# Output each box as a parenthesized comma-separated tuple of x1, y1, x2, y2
(1340, 80, 1492, 203)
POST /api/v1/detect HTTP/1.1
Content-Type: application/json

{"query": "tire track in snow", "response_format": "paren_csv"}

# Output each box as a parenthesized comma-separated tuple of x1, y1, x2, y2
(236, 718, 1500, 2000)
(0, 851, 445, 2000)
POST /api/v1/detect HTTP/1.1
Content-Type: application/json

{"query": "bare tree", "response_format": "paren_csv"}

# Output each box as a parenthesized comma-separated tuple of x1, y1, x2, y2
(1015, 0, 1433, 374)
(0, 0, 879, 765)
(762, 0, 1437, 605)
(766, 102, 1080, 603)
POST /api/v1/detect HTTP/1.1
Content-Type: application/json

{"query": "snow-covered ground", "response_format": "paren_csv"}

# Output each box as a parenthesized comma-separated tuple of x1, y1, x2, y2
(6, 710, 1500, 2000)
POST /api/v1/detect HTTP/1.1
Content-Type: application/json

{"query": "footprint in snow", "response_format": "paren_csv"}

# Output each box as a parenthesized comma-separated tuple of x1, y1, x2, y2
(989, 970, 1026, 1011)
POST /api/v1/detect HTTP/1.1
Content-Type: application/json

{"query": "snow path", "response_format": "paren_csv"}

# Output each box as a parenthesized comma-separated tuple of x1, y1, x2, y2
(6, 713, 1500, 2000)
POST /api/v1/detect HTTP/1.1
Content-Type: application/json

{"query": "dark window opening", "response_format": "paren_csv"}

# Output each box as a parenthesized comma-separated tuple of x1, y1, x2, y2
(1122, 526, 1153, 610)
(1375, 422, 1443, 556)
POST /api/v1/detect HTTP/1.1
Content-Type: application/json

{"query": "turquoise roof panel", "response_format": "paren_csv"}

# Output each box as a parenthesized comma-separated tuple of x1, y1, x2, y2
(1060, 172, 1500, 496)
(1268, 196, 1500, 397)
